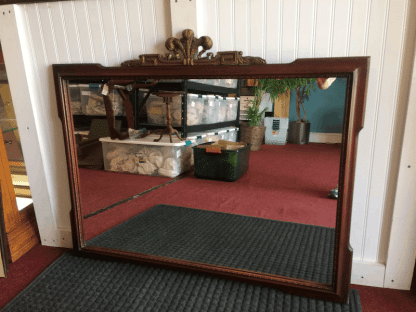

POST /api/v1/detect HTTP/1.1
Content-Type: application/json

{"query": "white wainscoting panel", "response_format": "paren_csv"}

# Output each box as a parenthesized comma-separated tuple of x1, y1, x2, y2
(0, 0, 171, 247)
(195, 0, 413, 267)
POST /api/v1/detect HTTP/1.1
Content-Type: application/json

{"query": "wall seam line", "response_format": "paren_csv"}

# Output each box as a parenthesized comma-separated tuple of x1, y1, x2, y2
(312, 0, 318, 58)
(58, 2, 71, 63)
(110, 0, 121, 64)
(47, 4, 60, 63)
(96, 0, 108, 66)
(136, 0, 146, 53)
(151, 0, 159, 53)
(83, 0, 95, 63)
(346, 0, 354, 57)
(377, 0, 409, 263)
(362, 0, 391, 262)
(329, 0, 336, 57)
(70, 2, 83, 63)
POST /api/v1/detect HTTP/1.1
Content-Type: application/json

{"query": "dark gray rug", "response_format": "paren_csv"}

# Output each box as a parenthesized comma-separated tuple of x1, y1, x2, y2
(87, 204, 335, 284)
(3, 253, 361, 312)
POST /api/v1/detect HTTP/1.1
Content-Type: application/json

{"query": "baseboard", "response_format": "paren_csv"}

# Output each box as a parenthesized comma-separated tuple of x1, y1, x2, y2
(309, 132, 342, 144)
(40, 228, 73, 249)
(351, 261, 386, 287)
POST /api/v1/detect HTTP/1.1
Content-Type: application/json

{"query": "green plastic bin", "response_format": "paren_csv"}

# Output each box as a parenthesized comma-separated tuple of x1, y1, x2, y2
(193, 143, 250, 182)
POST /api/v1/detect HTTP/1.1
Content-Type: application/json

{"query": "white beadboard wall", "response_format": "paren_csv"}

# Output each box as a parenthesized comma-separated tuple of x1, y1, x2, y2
(0, 0, 415, 288)
(0, 0, 171, 247)
(196, 0, 412, 265)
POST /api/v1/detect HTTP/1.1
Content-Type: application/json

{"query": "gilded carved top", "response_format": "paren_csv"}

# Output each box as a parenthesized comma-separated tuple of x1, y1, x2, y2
(121, 29, 266, 67)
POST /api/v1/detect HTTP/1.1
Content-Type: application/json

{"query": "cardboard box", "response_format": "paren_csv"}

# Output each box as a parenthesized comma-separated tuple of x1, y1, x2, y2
(274, 89, 291, 118)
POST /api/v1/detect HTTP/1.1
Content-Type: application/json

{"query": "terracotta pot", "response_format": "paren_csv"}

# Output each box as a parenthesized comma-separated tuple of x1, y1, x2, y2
(240, 124, 266, 151)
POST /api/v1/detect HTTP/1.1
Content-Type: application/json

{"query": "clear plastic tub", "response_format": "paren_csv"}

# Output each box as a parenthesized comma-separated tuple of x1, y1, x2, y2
(100, 134, 193, 178)
(217, 97, 227, 123)
(186, 93, 204, 126)
(145, 94, 182, 127)
(188, 79, 238, 88)
(226, 97, 239, 121)
(203, 95, 219, 124)
(228, 127, 238, 142)
(187, 127, 238, 144)
(80, 84, 125, 116)
(224, 79, 238, 88)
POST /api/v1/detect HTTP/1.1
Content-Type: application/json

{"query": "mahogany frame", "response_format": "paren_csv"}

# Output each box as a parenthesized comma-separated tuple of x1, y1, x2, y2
(53, 56, 369, 303)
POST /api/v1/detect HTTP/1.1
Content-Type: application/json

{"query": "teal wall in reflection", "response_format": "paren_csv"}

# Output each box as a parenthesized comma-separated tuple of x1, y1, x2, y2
(288, 77, 347, 133)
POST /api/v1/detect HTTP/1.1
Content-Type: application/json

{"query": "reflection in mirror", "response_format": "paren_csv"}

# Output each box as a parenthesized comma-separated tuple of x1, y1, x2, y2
(70, 77, 347, 285)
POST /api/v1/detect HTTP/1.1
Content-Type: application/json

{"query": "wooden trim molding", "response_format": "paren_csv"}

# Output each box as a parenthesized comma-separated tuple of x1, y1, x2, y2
(0, 1, 61, 4)
(0, 112, 39, 263)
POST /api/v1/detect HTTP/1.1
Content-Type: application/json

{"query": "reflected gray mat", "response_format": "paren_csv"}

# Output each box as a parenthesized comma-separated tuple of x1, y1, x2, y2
(87, 204, 335, 284)
(4, 253, 361, 312)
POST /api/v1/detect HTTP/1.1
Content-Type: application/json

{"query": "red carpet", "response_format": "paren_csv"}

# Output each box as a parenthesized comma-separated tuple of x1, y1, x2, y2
(83, 143, 341, 241)
(0, 245, 67, 309)
(79, 168, 173, 215)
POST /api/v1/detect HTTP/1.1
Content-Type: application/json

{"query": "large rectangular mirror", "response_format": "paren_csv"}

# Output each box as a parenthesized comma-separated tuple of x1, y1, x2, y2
(53, 32, 368, 303)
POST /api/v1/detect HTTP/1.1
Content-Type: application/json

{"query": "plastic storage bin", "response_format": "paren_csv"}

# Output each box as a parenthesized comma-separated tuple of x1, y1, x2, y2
(217, 97, 227, 123)
(202, 95, 219, 124)
(100, 135, 193, 178)
(80, 84, 125, 116)
(193, 142, 251, 182)
(189, 79, 238, 88)
(225, 97, 239, 121)
(186, 93, 204, 126)
(145, 94, 182, 127)
(187, 127, 239, 146)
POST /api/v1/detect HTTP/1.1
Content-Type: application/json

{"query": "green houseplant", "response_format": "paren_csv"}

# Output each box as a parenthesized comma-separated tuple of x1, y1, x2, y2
(241, 79, 288, 151)
(241, 78, 321, 148)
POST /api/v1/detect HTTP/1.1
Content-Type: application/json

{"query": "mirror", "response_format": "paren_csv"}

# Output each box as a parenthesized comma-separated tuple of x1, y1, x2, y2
(53, 30, 368, 303)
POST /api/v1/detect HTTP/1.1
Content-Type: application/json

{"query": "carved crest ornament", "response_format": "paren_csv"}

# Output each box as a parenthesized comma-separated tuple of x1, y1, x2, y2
(121, 29, 266, 67)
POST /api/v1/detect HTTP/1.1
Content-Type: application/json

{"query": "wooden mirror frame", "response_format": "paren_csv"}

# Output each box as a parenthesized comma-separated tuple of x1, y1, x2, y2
(53, 30, 369, 303)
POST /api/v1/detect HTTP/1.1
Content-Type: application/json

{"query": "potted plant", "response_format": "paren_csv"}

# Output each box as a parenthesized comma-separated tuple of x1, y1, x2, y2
(241, 79, 288, 151)
(275, 78, 318, 144)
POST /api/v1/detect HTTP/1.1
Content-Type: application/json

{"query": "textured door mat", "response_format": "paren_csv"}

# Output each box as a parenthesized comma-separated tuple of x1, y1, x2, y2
(87, 204, 335, 284)
(3, 252, 361, 312)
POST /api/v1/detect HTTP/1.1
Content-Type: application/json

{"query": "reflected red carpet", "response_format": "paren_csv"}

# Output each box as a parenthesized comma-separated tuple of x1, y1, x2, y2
(82, 143, 341, 241)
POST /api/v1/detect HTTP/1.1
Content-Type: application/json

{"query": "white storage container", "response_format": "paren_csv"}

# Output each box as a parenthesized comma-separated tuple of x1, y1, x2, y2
(217, 97, 227, 123)
(188, 78, 238, 88)
(187, 127, 239, 146)
(100, 135, 194, 178)
(186, 93, 204, 126)
(224, 79, 238, 88)
(80, 84, 125, 116)
(228, 127, 238, 142)
(203, 95, 219, 124)
(145, 94, 182, 127)
(225, 97, 239, 121)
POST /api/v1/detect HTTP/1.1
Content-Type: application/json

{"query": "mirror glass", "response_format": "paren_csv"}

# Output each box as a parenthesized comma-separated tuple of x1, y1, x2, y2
(68, 76, 348, 285)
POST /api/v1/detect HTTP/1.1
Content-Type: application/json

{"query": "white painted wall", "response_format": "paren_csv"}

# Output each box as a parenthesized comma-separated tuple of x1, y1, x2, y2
(195, 0, 414, 261)
(0, 0, 171, 248)
(0, 0, 415, 289)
